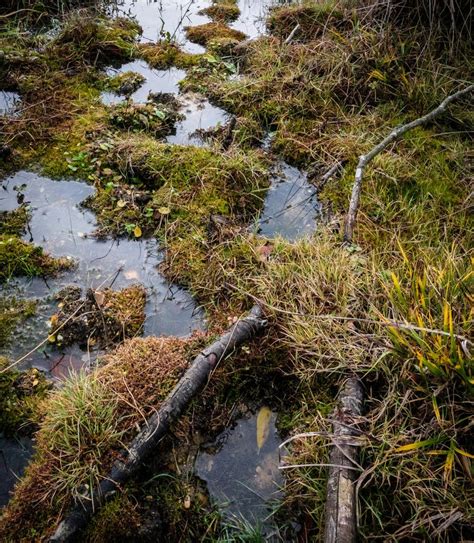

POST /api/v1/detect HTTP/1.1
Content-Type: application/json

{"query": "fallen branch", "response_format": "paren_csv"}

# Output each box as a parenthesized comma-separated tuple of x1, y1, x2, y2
(49, 305, 267, 542)
(343, 84, 474, 243)
(324, 377, 364, 543)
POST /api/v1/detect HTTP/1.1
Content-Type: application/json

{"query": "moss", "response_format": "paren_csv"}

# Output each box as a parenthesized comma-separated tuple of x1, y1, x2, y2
(267, 1, 348, 41)
(53, 14, 141, 65)
(50, 285, 146, 348)
(0, 206, 30, 236)
(104, 71, 145, 95)
(108, 100, 181, 137)
(0, 360, 51, 436)
(138, 41, 202, 69)
(185, 22, 246, 46)
(0, 297, 36, 349)
(199, 2, 240, 23)
(207, 36, 241, 56)
(83, 134, 268, 239)
(84, 492, 141, 542)
(0, 235, 73, 283)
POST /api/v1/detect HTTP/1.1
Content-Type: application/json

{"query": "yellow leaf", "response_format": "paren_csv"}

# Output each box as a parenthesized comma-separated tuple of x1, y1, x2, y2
(32, 379, 39, 387)
(454, 447, 474, 459)
(117, 199, 126, 208)
(256, 406, 272, 452)
(394, 438, 436, 453)
(158, 206, 171, 215)
(133, 225, 142, 238)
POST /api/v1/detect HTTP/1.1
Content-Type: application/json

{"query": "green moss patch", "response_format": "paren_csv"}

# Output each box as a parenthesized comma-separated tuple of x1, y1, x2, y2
(138, 41, 202, 69)
(200, 2, 240, 23)
(185, 22, 246, 46)
(0, 206, 30, 236)
(0, 235, 73, 283)
(104, 71, 145, 96)
(0, 360, 50, 436)
(0, 297, 36, 349)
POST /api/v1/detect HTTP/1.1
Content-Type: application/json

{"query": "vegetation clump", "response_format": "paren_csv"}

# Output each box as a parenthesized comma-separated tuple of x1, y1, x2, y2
(0, 297, 36, 349)
(138, 41, 202, 69)
(199, 2, 240, 23)
(267, 1, 347, 41)
(50, 284, 146, 348)
(104, 70, 145, 96)
(0, 206, 30, 236)
(0, 235, 73, 283)
(108, 100, 181, 137)
(83, 134, 269, 243)
(0, 359, 50, 436)
(185, 22, 246, 46)
(0, 335, 204, 540)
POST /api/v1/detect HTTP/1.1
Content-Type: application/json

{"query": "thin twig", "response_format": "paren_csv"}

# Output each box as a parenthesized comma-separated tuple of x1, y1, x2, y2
(343, 84, 474, 243)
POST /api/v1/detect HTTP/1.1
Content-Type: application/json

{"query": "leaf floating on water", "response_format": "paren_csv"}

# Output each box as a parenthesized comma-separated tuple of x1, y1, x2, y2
(256, 406, 272, 452)
(124, 270, 139, 280)
(133, 225, 142, 238)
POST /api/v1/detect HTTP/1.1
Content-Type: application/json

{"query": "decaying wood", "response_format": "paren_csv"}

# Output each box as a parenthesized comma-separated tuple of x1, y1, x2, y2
(50, 305, 267, 543)
(343, 84, 474, 243)
(324, 377, 364, 543)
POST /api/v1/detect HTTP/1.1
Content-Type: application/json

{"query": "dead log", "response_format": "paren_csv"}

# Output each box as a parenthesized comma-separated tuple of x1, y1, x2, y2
(324, 377, 364, 543)
(50, 305, 267, 543)
(343, 84, 474, 243)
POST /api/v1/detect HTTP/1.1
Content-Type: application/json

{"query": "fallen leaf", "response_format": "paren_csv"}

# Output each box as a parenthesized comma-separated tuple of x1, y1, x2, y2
(256, 406, 272, 452)
(117, 199, 126, 208)
(32, 379, 39, 387)
(133, 225, 142, 238)
(124, 270, 139, 280)
(94, 291, 105, 307)
(183, 495, 191, 509)
(158, 206, 170, 215)
(257, 243, 273, 262)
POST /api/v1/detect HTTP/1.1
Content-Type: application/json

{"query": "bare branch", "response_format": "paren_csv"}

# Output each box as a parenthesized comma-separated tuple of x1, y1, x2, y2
(343, 84, 474, 243)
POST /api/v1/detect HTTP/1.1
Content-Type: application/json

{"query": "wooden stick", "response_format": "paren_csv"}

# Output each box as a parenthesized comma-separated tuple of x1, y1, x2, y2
(324, 377, 364, 543)
(49, 305, 267, 542)
(343, 84, 474, 243)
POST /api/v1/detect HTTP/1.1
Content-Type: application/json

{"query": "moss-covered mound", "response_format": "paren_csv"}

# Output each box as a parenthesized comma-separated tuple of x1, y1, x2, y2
(185, 22, 246, 46)
(50, 285, 146, 348)
(200, 2, 240, 23)
(0, 360, 51, 437)
(138, 41, 202, 69)
(0, 235, 73, 283)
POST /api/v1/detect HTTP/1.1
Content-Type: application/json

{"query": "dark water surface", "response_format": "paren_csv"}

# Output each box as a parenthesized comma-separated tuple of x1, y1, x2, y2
(0, 171, 205, 374)
(196, 408, 286, 533)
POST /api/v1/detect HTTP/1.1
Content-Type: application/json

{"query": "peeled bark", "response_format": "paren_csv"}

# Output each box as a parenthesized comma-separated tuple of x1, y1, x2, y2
(50, 305, 266, 543)
(324, 377, 364, 543)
